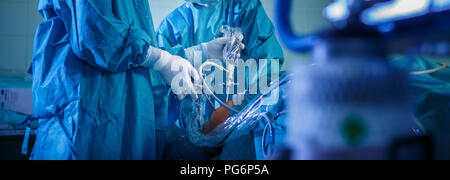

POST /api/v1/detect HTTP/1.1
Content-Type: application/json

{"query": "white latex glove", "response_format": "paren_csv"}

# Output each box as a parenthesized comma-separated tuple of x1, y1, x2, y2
(185, 36, 245, 63)
(152, 50, 200, 100)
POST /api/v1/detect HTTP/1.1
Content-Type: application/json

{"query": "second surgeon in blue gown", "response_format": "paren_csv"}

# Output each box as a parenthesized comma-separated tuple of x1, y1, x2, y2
(157, 0, 285, 160)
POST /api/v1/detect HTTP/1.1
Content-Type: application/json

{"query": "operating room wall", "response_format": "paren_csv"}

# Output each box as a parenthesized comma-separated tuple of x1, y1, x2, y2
(0, 0, 332, 78)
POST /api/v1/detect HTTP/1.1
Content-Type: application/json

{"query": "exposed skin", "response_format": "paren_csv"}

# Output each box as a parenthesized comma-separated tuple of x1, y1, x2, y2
(203, 100, 234, 134)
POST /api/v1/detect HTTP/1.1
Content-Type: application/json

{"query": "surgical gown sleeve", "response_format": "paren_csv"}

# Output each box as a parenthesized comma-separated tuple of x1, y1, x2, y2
(53, 0, 156, 72)
(236, 0, 285, 111)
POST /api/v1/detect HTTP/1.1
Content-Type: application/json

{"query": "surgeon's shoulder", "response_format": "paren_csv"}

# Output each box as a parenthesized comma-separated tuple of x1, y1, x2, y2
(159, 4, 190, 30)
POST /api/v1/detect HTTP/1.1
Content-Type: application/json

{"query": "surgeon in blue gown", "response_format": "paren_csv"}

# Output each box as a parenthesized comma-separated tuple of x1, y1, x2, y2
(29, 0, 207, 160)
(157, 0, 285, 160)
(390, 57, 450, 158)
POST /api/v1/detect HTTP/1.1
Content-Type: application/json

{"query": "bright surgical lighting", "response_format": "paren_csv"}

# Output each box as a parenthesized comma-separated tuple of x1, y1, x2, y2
(362, 0, 432, 25)
(433, 0, 450, 11)
(324, 0, 350, 22)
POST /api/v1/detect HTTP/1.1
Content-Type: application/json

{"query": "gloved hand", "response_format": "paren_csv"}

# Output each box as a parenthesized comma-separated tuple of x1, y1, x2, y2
(145, 48, 200, 100)
(185, 36, 245, 63)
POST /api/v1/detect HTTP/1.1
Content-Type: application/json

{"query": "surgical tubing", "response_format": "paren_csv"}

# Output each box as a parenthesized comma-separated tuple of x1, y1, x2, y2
(225, 63, 235, 102)
(239, 74, 292, 120)
(261, 113, 274, 159)
(261, 110, 289, 159)
(199, 62, 240, 113)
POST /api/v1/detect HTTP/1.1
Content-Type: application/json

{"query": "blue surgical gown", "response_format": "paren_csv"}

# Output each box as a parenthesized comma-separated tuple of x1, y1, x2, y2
(30, 0, 169, 160)
(156, 0, 284, 160)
